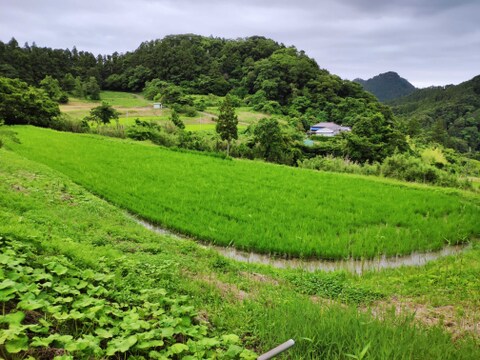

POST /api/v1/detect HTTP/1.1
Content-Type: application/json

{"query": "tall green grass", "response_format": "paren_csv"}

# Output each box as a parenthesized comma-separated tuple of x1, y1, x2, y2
(7, 126, 480, 259)
(251, 297, 479, 360)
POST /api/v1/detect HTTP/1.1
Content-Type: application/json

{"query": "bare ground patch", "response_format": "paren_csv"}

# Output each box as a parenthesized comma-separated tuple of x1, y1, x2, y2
(240, 271, 280, 286)
(364, 297, 479, 340)
(196, 273, 250, 302)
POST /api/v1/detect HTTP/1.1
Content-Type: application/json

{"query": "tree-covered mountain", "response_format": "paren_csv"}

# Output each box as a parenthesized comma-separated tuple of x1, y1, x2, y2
(0, 34, 406, 163)
(354, 71, 416, 102)
(388, 75, 480, 155)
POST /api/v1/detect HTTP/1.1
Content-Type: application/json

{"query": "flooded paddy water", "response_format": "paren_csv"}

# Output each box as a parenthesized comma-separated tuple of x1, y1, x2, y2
(136, 218, 468, 274)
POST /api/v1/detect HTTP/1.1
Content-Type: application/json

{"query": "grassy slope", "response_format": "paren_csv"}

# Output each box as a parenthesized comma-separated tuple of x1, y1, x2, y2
(60, 92, 258, 133)
(1, 148, 479, 359)
(6, 126, 480, 259)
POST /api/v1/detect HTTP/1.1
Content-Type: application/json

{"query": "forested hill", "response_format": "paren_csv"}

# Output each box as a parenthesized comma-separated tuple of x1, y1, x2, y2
(388, 75, 480, 154)
(354, 71, 416, 102)
(0, 34, 395, 127)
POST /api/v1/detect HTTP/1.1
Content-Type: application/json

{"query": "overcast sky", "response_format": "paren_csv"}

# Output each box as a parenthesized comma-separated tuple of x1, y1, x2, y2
(1, 0, 479, 88)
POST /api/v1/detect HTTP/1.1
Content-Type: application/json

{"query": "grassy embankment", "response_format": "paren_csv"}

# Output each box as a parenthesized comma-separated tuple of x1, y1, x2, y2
(6, 126, 480, 260)
(1, 146, 479, 359)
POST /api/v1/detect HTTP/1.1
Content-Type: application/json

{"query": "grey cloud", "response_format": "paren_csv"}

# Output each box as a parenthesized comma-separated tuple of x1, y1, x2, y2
(0, 0, 479, 87)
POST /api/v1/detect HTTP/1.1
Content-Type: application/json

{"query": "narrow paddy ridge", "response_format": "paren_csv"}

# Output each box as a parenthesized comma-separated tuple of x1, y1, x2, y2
(137, 217, 470, 274)
(7, 126, 480, 259)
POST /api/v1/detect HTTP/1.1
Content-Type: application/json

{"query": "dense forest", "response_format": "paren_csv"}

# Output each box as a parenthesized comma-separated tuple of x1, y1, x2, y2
(354, 71, 416, 102)
(388, 76, 480, 155)
(0, 35, 390, 124)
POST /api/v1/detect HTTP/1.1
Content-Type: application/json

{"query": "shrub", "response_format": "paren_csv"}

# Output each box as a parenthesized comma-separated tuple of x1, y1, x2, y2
(299, 155, 380, 176)
(299, 153, 471, 189)
(172, 104, 197, 117)
(380, 153, 469, 188)
(50, 115, 90, 133)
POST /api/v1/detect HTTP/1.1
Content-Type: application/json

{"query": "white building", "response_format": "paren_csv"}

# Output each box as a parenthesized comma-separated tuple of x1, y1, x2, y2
(309, 122, 351, 137)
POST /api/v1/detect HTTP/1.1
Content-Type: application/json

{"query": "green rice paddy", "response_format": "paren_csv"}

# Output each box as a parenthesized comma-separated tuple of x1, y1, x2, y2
(7, 126, 480, 259)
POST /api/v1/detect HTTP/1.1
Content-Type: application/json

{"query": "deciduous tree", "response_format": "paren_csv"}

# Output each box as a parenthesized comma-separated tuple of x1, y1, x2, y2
(87, 102, 119, 125)
(0, 77, 59, 127)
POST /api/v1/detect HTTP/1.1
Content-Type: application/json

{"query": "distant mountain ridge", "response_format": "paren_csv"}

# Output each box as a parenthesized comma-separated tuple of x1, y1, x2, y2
(389, 75, 480, 154)
(354, 71, 416, 102)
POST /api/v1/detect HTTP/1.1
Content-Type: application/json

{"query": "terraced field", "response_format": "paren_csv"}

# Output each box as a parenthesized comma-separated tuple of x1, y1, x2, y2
(60, 92, 260, 132)
(6, 126, 480, 259)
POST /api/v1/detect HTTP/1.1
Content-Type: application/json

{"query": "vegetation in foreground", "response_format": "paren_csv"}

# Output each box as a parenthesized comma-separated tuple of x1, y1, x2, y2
(0, 237, 255, 359)
(5, 126, 480, 260)
(1, 148, 479, 359)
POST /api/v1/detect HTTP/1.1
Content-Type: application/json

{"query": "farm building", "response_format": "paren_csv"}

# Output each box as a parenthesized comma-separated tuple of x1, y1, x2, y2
(309, 122, 351, 137)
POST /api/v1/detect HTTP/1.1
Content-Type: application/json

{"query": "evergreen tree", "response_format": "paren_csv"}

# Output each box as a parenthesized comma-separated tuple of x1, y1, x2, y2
(73, 77, 84, 98)
(215, 95, 238, 156)
(84, 76, 101, 100)
(39, 75, 68, 103)
(253, 118, 284, 162)
(62, 73, 76, 93)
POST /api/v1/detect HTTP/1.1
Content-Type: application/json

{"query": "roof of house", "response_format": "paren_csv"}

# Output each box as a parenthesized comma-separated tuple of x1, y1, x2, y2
(310, 122, 351, 131)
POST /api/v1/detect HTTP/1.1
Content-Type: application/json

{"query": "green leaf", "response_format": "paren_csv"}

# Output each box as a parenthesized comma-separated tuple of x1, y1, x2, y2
(69, 310, 85, 320)
(0, 288, 16, 302)
(95, 328, 114, 339)
(225, 344, 244, 357)
(106, 335, 138, 355)
(65, 339, 88, 352)
(168, 343, 189, 355)
(72, 295, 95, 309)
(148, 350, 169, 360)
(359, 342, 371, 360)
(54, 334, 74, 344)
(5, 335, 29, 353)
(52, 312, 70, 321)
(74, 280, 89, 290)
(136, 339, 165, 350)
(17, 298, 47, 311)
(31, 336, 54, 347)
(197, 337, 220, 348)
(160, 327, 174, 338)
(221, 334, 240, 344)
(240, 349, 258, 360)
(51, 263, 69, 275)
(0, 279, 17, 290)
(81, 269, 95, 279)
(1, 311, 25, 325)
